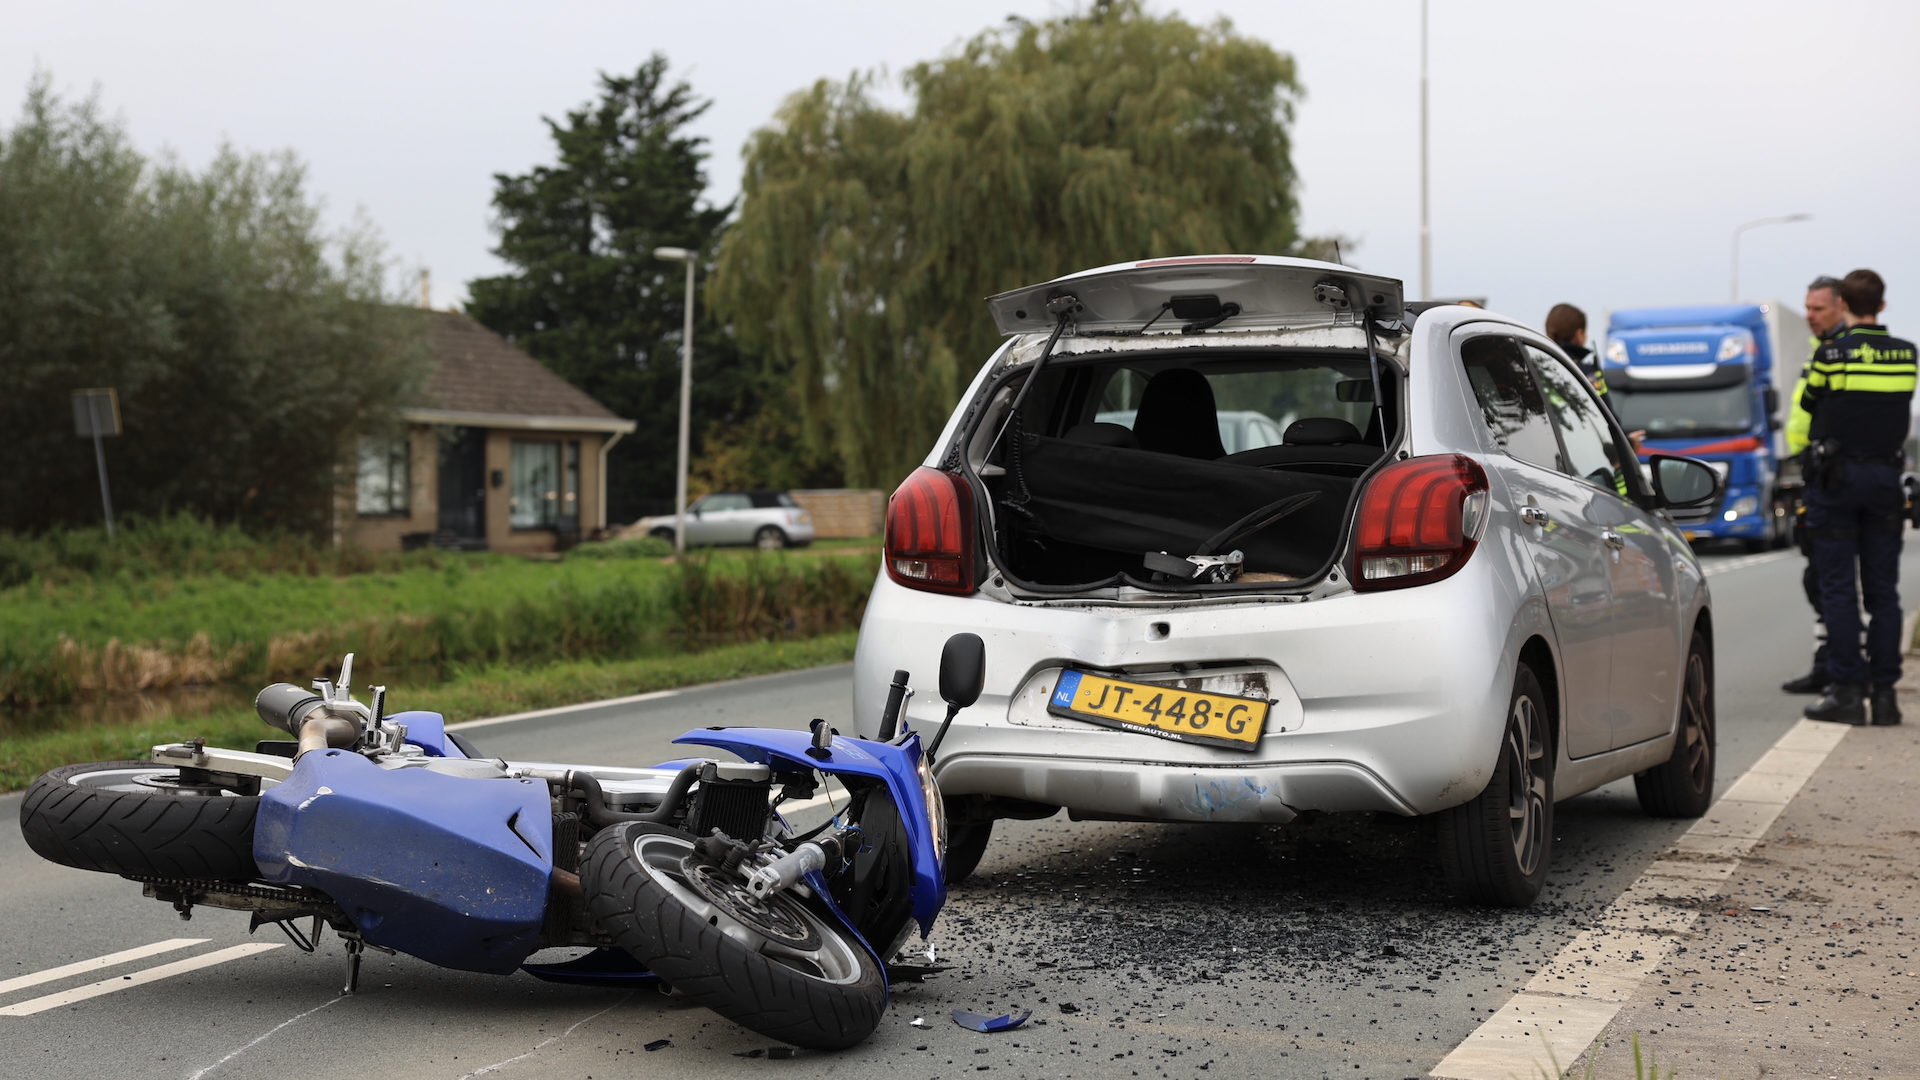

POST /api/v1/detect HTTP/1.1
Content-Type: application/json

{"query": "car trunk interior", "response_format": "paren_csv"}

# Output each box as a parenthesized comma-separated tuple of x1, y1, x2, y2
(974, 349, 1402, 592)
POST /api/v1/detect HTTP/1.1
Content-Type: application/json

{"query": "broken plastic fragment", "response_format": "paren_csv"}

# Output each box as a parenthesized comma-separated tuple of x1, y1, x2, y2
(909, 1016, 928, 1028)
(767, 1047, 796, 1060)
(953, 1008, 1032, 1033)
(644, 1039, 671, 1051)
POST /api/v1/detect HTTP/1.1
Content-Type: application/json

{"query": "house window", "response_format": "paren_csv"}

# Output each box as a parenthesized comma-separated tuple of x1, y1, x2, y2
(510, 439, 561, 528)
(356, 434, 410, 516)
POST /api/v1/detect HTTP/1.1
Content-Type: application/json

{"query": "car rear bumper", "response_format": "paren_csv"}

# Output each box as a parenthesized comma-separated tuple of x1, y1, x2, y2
(853, 556, 1526, 821)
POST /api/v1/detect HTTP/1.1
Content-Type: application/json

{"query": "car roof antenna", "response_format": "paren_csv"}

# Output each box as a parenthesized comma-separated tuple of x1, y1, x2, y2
(983, 294, 1080, 465)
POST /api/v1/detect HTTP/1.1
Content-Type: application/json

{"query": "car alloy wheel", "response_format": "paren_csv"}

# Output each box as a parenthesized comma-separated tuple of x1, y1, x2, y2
(1505, 693, 1550, 879)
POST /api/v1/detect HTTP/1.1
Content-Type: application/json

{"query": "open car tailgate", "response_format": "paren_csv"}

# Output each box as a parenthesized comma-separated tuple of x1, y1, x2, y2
(987, 255, 1404, 337)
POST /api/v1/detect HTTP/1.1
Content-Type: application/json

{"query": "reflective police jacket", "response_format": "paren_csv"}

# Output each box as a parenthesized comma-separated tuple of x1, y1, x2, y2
(1786, 325, 1847, 457)
(1802, 325, 1919, 457)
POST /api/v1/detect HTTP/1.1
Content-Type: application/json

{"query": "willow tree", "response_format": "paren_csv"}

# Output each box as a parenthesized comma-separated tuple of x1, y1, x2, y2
(711, 2, 1305, 488)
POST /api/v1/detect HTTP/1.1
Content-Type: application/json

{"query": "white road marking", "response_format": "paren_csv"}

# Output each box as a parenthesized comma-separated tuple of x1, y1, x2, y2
(0, 938, 206, 997)
(184, 994, 344, 1080)
(447, 689, 680, 731)
(0, 942, 283, 1017)
(1430, 719, 1849, 1079)
(455, 991, 634, 1080)
(1701, 549, 1798, 576)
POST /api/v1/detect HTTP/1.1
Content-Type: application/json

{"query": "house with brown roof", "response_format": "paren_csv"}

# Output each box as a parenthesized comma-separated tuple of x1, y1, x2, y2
(337, 311, 636, 553)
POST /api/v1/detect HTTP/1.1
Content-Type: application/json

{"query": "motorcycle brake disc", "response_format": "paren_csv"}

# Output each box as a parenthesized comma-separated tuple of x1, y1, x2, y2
(680, 858, 823, 950)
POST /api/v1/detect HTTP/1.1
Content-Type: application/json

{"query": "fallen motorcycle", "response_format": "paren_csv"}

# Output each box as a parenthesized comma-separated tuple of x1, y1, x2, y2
(18, 634, 987, 1050)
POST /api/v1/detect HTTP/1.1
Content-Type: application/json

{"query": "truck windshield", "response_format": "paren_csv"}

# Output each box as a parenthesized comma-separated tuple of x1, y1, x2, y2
(1609, 383, 1752, 438)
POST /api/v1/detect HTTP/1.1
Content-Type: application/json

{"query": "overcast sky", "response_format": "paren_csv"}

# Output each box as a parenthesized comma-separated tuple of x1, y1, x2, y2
(8, 1, 1917, 337)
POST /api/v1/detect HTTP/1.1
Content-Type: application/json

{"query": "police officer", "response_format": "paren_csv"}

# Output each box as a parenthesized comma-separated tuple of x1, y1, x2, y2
(1801, 270, 1917, 725)
(1548, 303, 1645, 456)
(1781, 276, 1854, 694)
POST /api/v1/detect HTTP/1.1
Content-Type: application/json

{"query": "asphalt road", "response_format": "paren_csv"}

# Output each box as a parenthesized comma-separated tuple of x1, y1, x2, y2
(3, 546, 1916, 1080)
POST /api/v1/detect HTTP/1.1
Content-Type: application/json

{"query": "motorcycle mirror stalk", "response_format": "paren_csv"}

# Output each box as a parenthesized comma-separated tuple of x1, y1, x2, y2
(924, 633, 986, 763)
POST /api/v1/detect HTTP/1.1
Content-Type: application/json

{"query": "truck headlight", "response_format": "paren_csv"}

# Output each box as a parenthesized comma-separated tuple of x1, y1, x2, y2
(1727, 496, 1759, 520)
(1606, 339, 1628, 365)
(1717, 335, 1750, 362)
(915, 750, 947, 862)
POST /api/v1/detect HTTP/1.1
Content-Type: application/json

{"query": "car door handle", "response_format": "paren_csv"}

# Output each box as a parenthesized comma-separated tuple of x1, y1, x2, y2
(1603, 529, 1625, 550)
(1520, 506, 1550, 527)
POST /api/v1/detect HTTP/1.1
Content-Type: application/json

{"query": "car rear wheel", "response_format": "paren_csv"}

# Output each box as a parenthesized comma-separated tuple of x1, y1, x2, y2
(1437, 665, 1553, 907)
(650, 527, 676, 543)
(754, 526, 788, 551)
(1634, 628, 1715, 817)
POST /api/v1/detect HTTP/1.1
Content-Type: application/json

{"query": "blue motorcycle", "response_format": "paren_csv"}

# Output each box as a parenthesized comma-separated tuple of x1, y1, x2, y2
(19, 635, 988, 1050)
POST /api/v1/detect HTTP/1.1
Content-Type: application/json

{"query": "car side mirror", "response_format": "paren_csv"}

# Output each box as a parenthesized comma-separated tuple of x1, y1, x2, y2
(939, 633, 986, 710)
(1649, 454, 1721, 509)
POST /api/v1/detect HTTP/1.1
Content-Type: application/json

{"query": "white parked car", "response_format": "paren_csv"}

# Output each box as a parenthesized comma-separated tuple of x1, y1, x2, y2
(637, 490, 816, 550)
(853, 256, 1723, 905)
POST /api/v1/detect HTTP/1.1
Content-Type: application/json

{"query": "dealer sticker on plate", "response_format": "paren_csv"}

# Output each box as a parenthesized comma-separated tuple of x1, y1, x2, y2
(1048, 670, 1270, 751)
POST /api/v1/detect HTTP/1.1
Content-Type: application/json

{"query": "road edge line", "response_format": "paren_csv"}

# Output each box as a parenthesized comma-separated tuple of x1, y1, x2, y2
(0, 942, 283, 1017)
(1428, 718, 1849, 1079)
(0, 938, 208, 997)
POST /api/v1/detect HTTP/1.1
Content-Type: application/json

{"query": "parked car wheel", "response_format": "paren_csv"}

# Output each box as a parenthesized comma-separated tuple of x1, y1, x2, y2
(650, 527, 676, 543)
(754, 526, 789, 551)
(1436, 665, 1554, 907)
(1634, 628, 1715, 817)
(942, 818, 993, 885)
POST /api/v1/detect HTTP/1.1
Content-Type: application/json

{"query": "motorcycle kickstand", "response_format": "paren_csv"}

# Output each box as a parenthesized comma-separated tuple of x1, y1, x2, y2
(341, 939, 364, 996)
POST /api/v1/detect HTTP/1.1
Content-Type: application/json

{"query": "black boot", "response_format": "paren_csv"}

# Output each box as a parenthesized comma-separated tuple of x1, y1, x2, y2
(1781, 665, 1831, 694)
(1871, 685, 1902, 726)
(1806, 682, 1868, 725)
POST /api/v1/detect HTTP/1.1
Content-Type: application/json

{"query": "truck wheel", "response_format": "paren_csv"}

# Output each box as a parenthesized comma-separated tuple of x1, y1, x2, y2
(1635, 629, 1715, 817)
(19, 761, 261, 882)
(1436, 666, 1553, 907)
(584, 822, 884, 1050)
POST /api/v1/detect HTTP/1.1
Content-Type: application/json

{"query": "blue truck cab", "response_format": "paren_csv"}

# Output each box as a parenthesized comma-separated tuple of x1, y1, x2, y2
(1603, 302, 1808, 551)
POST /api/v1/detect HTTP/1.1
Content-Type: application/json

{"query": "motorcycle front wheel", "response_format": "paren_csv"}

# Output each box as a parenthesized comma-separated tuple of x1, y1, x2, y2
(584, 822, 885, 1050)
(19, 760, 261, 881)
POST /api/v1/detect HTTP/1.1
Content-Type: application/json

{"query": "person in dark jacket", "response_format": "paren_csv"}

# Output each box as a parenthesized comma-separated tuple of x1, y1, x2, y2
(1801, 270, 1918, 725)
(1782, 276, 1852, 694)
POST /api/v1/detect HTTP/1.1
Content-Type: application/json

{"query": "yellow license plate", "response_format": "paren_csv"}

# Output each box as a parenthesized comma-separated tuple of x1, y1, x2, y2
(1048, 670, 1270, 751)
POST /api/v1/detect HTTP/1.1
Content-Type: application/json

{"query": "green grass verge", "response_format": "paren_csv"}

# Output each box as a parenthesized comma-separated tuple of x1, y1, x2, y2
(0, 632, 859, 793)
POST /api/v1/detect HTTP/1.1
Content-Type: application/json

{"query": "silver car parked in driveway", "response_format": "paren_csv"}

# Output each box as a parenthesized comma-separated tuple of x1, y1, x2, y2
(854, 256, 1724, 905)
(637, 490, 816, 550)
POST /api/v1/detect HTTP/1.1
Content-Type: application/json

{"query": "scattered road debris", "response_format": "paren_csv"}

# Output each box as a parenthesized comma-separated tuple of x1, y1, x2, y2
(953, 1007, 1032, 1032)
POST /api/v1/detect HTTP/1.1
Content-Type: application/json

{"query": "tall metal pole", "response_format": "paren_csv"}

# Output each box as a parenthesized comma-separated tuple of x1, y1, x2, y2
(674, 257, 695, 556)
(1729, 214, 1812, 302)
(1419, 0, 1432, 301)
(90, 399, 116, 541)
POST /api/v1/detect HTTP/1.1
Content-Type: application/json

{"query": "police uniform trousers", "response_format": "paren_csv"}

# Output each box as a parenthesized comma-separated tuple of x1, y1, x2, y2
(1807, 460, 1905, 687)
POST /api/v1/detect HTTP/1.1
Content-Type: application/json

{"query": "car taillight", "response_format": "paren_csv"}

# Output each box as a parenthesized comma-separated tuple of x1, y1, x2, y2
(886, 467, 977, 594)
(1352, 454, 1489, 591)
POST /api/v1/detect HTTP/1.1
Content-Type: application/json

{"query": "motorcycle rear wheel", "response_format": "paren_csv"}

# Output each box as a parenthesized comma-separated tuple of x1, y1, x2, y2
(19, 760, 261, 881)
(584, 822, 885, 1050)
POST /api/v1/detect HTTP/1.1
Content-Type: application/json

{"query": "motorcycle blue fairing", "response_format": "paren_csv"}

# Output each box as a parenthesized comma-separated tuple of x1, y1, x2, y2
(388, 710, 459, 757)
(673, 729, 947, 938)
(254, 749, 553, 975)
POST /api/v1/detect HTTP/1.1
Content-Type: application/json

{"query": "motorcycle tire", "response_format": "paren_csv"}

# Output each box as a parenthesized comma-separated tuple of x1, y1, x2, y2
(584, 822, 885, 1050)
(19, 760, 261, 882)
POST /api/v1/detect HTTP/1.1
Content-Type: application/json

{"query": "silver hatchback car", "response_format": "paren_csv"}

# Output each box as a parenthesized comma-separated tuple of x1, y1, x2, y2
(638, 490, 817, 550)
(853, 256, 1723, 905)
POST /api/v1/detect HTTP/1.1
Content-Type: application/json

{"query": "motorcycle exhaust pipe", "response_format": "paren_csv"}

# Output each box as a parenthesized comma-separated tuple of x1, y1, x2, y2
(255, 683, 361, 759)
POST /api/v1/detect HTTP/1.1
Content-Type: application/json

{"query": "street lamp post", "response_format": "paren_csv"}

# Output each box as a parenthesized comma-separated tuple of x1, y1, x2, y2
(653, 246, 696, 556)
(1730, 214, 1812, 302)
(1419, 0, 1431, 301)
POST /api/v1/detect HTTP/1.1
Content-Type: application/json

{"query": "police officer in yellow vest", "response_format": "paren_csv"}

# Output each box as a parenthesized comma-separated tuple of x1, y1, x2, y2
(1781, 277, 1854, 694)
(1801, 270, 1918, 725)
